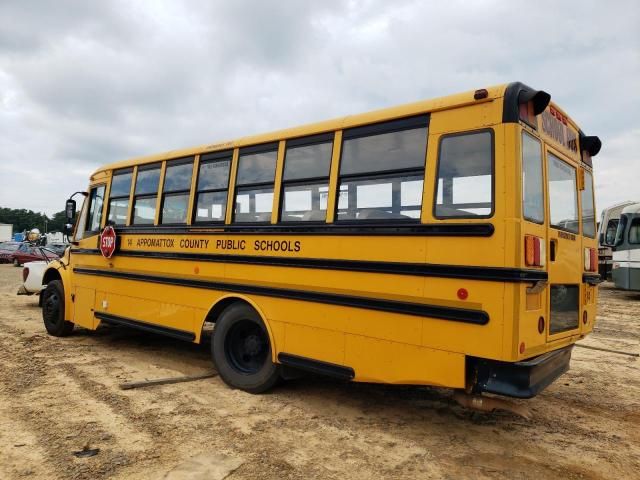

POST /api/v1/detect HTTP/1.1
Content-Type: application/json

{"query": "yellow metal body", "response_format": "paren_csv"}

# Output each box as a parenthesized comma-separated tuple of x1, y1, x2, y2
(49, 83, 597, 391)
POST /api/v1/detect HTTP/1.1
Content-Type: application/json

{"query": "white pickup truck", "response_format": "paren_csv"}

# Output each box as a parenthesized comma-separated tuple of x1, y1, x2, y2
(17, 261, 49, 299)
(17, 246, 66, 302)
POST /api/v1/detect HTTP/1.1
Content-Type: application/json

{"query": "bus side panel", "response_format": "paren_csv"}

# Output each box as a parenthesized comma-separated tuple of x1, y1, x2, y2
(345, 334, 465, 387)
(73, 286, 97, 329)
(96, 291, 198, 335)
(283, 323, 345, 367)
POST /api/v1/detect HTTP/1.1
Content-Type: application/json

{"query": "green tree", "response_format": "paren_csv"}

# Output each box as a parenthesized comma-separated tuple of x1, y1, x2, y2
(48, 210, 67, 232)
(0, 207, 53, 233)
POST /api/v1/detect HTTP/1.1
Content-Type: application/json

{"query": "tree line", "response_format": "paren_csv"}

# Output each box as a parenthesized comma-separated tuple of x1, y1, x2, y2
(0, 207, 67, 234)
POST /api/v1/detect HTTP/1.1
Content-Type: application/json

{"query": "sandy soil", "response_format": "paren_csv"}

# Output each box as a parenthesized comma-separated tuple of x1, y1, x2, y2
(0, 263, 638, 480)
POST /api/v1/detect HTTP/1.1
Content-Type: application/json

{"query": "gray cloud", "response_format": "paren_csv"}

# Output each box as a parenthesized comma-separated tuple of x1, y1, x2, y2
(0, 0, 638, 216)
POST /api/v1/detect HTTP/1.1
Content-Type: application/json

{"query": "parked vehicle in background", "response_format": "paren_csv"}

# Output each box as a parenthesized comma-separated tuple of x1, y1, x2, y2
(0, 242, 21, 263)
(47, 242, 69, 257)
(598, 201, 636, 280)
(17, 246, 64, 298)
(611, 203, 640, 292)
(17, 260, 49, 298)
(10, 244, 59, 267)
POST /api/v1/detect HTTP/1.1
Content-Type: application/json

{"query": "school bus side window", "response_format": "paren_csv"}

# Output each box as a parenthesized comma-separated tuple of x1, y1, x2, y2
(234, 144, 278, 223)
(281, 133, 334, 222)
(85, 185, 106, 233)
(434, 130, 493, 218)
(194, 152, 231, 223)
(132, 163, 161, 225)
(522, 132, 544, 223)
(161, 158, 194, 224)
(107, 168, 133, 226)
(337, 116, 428, 221)
(581, 170, 596, 238)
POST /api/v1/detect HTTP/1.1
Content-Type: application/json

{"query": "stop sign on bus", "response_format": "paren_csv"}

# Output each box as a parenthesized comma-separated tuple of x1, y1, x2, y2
(100, 226, 117, 258)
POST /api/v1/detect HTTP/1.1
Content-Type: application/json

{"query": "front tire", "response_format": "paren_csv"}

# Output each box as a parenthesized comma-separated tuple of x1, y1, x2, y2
(211, 303, 280, 393)
(42, 280, 74, 336)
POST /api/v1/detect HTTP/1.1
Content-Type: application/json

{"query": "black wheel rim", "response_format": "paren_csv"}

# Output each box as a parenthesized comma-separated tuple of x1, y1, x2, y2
(43, 290, 60, 322)
(224, 319, 269, 374)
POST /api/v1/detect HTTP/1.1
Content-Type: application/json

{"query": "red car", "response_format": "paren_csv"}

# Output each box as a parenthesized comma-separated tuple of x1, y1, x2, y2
(9, 244, 59, 267)
(0, 242, 21, 263)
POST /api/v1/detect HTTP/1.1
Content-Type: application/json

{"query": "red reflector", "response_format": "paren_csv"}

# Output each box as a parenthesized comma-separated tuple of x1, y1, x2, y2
(583, 311, 588, 325)
(519, 342, 525, 354)
(474, 89, 488, 100)
(457, 288, 468, 300)
(590, 248, 597, 272)
(538, 316, 545, 334)
(22, 267, 29, 282)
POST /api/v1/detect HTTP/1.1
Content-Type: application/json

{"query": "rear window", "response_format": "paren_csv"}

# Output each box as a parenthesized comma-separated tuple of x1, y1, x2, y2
(548, 153, 578, 233)
(522, 132, 544, 223)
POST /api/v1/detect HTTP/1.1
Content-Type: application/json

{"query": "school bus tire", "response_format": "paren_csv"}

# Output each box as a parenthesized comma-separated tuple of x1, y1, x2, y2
(211, 302, 280, 394)
(42, 280, 74, 337)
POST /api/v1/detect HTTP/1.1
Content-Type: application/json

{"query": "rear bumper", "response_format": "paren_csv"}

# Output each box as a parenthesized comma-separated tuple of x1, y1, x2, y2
(468, 345, 573, 399)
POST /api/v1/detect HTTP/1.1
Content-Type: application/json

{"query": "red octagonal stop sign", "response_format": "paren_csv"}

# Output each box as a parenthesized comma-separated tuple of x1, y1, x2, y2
(100, 225, 117, 258)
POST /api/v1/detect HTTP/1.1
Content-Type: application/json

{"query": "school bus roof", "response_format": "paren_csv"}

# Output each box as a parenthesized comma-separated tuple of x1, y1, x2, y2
(91, 82, 587, 177)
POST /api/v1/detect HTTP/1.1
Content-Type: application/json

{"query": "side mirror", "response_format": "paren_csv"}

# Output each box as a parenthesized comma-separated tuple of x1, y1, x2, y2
(65, 199, 76, 221)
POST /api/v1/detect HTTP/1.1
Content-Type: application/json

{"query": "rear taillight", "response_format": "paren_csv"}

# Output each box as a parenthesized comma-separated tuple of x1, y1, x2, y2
(525, 235, 545, 267)
(584, 248, 597, 272)
(22, 267, 29, 282)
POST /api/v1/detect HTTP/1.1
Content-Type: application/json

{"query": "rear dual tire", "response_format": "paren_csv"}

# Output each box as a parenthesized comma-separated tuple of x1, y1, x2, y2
(211, 303, 280, 394)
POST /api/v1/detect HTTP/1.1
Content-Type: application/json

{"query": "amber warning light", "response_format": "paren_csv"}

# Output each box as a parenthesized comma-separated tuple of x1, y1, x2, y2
(525, 235, 545, 267)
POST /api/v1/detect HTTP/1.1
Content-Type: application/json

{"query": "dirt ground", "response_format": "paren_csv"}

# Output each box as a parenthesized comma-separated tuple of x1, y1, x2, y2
(0, 264, 638, 480)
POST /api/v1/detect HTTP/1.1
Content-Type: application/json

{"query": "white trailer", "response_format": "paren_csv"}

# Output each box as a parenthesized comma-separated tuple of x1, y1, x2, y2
(0, 224, 13, 242)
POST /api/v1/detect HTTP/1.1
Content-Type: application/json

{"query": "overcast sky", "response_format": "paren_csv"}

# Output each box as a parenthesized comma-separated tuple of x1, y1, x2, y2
(1, 0, 638, 218)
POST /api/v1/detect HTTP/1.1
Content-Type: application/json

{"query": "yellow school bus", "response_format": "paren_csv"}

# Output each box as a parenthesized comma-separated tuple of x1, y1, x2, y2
(41, 82, 601, 398)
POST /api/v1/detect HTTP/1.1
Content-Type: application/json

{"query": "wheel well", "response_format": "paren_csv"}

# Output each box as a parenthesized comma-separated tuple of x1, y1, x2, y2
(204, 296, 249, 325)
(42, 268, 62, 286)
(200, 296, 278, 362)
